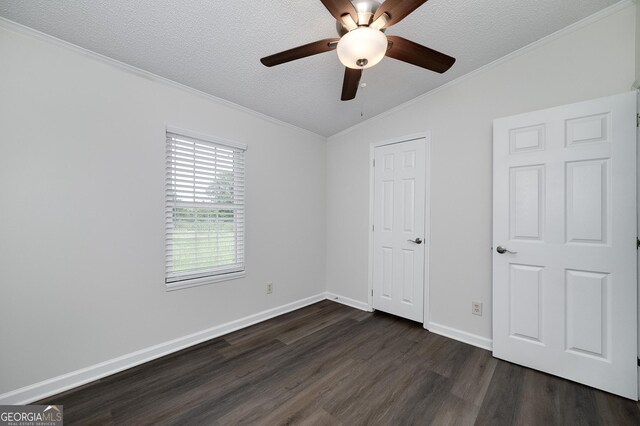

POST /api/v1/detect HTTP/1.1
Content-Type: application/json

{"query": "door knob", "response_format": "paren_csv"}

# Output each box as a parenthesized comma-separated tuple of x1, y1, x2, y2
(408, 238, 423, 245)
(496, 245, 517, 254)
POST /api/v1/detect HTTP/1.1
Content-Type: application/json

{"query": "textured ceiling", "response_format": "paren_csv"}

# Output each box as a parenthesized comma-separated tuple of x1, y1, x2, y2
(0, 0, 621, 136)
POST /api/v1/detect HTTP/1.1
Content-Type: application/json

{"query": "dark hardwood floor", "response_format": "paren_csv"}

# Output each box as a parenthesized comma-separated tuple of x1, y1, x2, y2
(39, 300, 640, 425)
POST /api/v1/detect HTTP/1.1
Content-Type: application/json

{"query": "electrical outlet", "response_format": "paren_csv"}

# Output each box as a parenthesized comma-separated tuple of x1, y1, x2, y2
(472, 301, 483, 316)
(266, 282, 273, 294)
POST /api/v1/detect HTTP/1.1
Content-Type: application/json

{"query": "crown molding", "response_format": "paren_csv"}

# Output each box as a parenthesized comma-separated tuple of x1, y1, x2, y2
(0, 16, 324, 140)
(328, 0, 635, 141)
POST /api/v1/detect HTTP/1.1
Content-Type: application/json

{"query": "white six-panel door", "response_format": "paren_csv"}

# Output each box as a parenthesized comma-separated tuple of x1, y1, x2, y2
(373, 138, 426, 323)
(493, 92, 638, 399)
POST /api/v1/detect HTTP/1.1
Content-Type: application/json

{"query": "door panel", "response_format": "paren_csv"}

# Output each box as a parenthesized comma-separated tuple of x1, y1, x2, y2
(565, 269, 608, 359)
(565, 159, 609, 244)
(509, 264, 544, 344)
(493, 92, 637, 399)
(373, 138, 426, 323)
(510, 165, 545, 240)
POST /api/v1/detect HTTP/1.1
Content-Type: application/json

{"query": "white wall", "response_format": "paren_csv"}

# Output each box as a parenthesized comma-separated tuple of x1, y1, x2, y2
(326, 5, 636, 341)
(0, 23, 326, 395)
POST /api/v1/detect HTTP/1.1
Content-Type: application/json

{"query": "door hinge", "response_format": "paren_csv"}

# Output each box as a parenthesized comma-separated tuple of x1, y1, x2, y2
(371, 289, 373, 296)
(372, 224, 375, 232)
(373, 159, 376, 167)
(637, 357, 640, 367)
(637, 238, 640, 250)
(637, 114, 640, 127)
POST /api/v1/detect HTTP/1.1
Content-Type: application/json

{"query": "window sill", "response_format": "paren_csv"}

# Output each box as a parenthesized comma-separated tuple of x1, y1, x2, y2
(165, 271, 246, 292)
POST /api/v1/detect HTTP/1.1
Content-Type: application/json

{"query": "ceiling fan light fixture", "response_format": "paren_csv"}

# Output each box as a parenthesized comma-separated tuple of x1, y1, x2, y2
(260, 0, 456, 101)
(337, 27, 387, 69)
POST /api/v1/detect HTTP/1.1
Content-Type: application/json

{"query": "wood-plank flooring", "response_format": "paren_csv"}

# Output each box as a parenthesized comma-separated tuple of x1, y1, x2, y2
(39, 300, 640, 425)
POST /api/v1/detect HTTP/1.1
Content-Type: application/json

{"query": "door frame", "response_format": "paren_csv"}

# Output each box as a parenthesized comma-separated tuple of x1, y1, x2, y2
(368, 132, 432, 326)
(636, 88, 640, 399)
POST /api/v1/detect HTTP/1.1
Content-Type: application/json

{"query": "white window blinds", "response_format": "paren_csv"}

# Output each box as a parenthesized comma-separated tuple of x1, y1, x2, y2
(165, 130, 246, 286)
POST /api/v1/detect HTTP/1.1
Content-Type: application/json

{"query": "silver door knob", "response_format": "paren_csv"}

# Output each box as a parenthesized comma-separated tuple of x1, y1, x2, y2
(408, 238, 423, 245)
(496, 245, 517, 254)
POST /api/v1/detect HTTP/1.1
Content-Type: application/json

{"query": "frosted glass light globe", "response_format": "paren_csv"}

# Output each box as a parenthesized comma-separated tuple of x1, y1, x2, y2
(337, 27, 387, 69)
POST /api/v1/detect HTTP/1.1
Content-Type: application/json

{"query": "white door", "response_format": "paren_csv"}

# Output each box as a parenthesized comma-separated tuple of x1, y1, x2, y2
(373, 138, 426, 323)
(493, 91, 638, 399)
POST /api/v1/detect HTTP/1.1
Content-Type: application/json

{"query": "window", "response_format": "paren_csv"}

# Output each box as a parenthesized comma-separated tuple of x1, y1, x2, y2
(165, 128, 246, 290)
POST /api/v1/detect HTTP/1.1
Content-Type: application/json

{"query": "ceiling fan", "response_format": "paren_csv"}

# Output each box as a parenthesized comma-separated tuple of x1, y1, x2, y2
(260, 0, 456, 101)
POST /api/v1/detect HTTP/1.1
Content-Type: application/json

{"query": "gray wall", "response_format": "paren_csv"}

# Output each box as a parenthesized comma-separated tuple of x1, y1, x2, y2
(0, 24, 327, 394)
(325, 5, 636, 342)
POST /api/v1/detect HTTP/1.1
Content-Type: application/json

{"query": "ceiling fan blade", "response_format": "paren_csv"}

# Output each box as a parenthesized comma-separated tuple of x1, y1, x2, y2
(320, 0, 359, 23)
(341, 67, 362, 101)
(260, 39, 339, 67)
(373, 0, 429, 28)
(386, 35, 455, 73)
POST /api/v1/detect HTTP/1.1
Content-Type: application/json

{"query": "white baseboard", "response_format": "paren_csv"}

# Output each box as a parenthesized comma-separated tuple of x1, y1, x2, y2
(427, 321, 493, 351)
(1, 293, 494, 405)
(325, 294, 493, 352)
(325, 292, 371, 312)
(0, 293, 326, 405)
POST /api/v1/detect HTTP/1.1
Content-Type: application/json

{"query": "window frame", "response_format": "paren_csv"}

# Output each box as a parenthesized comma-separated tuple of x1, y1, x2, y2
(165, 126, 247, 291)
